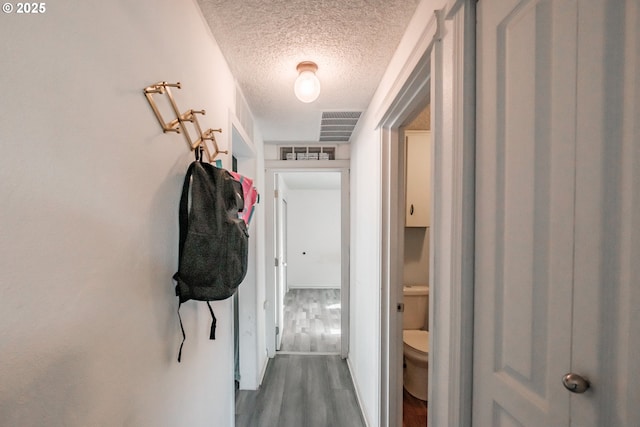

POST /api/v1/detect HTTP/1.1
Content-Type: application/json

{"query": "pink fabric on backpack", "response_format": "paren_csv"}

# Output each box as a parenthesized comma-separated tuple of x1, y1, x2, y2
(229, 171, 259, 225)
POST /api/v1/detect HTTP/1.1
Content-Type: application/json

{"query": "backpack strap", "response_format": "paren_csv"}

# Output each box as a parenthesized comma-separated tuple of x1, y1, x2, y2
(177, 162, 197, 267)
(177, 302, 186, 362)
(207, 301, 217, 340)
(176, 300, 215, 362)
(175, 162, 197, 363)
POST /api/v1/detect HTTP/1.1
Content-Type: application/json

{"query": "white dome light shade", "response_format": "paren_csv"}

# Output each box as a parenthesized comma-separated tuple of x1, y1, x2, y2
(294, 61, 320, 103)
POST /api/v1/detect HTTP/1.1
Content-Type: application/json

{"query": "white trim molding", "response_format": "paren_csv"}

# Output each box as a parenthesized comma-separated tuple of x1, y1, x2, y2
(347, 357, 372, 427)
(429, 1, 476, 427)
(377, 10, 436, 427)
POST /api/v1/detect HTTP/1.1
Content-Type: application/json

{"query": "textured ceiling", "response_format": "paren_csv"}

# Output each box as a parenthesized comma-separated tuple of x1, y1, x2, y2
(196, 0, 421, 144)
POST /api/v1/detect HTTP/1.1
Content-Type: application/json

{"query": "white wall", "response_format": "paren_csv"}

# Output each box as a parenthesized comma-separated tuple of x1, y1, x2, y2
(349, 1, 442, 425)
(0, 1, 253, 425)
(403, 228, 430, 286)
(349, 126, 382, 427)
(287, 189, 341, 288)
(233, 123, 268, 391)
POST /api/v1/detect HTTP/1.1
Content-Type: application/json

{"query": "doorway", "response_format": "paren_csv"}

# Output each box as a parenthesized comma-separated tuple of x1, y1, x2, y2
(265, 166, 350, 359)
(399, 105, 431, 427)
(275, 196, 287, 351)
(378, 50, 432, 427)
(378, 2, 476, 426)
(275, 172, 342, 354)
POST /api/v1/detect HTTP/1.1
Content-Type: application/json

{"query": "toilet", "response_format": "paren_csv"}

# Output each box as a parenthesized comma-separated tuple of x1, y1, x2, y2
(403, 285, 429, 401)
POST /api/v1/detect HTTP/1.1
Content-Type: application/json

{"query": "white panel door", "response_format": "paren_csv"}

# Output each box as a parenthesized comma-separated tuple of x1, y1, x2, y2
(475, 1, 640, 426)
(570, 1, 640, 426)
(474, 1, 577, 425)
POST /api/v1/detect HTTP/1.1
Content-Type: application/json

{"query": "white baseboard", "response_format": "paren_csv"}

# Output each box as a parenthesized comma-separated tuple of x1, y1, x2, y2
(288, 284, 341, 289)
(258, 351, 269, 386)
(276, 351, 340, 356)
(347, 357, 371, 427)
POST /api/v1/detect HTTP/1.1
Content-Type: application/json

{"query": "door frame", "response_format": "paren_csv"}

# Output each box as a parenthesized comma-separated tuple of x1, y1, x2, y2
(274, 188, 286, 351)
(377, 1, 476, 425)
(229, 114, 263, 392)
(264, 161, 351, 359)
(274, 196, 288, 351)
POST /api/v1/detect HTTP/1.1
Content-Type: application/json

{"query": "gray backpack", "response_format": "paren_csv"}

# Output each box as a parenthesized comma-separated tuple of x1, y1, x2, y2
(173, 160, 248, 362)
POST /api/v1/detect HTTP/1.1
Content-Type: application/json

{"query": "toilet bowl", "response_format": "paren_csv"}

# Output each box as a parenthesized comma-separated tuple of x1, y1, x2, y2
(403, 329, 429, 401)
(402, 285, 429, 401)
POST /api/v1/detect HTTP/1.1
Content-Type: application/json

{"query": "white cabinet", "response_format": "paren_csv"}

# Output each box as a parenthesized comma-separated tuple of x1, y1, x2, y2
(405, 130, 431, 227)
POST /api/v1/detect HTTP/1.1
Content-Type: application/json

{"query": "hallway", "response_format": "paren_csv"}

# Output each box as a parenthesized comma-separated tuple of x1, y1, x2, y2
(0, 1, 471, 425)
(280, 289, 341, 353)
(235, 355, 365, 427)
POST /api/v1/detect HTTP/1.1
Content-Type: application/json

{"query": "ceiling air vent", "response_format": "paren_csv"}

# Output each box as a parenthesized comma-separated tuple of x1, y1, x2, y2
(319, 111, 362, 142)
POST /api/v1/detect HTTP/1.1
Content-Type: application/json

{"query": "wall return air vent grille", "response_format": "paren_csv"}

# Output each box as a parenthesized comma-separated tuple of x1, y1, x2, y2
(279, 146, 336, 161)
(319, 111, 362, 142)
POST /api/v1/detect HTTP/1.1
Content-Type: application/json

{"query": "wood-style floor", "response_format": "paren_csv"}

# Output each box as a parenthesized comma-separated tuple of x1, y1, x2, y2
(280, 288, 341, 353)
(235, 354, 366, 427)
(237, 288, 424, 426)
(403, 387, 427, 427)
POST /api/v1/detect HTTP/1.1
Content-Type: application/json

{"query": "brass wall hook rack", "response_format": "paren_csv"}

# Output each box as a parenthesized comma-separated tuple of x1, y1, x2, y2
(180, 109, 207, 150)
(202, 128, 227, 161)
(143, 81, 225, 162)
(143, 82, 181, 133)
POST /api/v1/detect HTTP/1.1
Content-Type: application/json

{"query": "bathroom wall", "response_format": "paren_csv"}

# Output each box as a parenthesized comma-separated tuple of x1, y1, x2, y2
(0, 0, 259, 425)
(403, 228, 430, 286)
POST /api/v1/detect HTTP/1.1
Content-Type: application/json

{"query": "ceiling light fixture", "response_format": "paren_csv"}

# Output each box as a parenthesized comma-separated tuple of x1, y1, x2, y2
(294, 61, 321, 103)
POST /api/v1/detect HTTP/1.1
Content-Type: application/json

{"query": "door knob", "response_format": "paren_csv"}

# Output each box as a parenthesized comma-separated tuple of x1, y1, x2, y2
(562, 373, 590, 393)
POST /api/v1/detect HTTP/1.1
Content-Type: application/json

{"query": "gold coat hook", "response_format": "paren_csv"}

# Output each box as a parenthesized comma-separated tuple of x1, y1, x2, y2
(144, 81, 183, 133)
(202, 128, 222, 140)
(160, 82, 181, 89)
(143, 81, 226, 161)
(201, 128, 227, 159)
(143, 81, 181, 95)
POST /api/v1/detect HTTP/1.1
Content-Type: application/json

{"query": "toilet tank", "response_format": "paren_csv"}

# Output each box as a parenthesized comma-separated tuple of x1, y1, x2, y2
(403, 285, 429, 330)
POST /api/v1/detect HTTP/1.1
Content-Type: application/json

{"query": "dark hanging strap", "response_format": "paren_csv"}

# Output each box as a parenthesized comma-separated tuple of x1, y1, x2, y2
(177, 301, 215, 362)
(175, 162, 197, 363)
(177, 162, 197, 265)
(195, 145, 204, 162)
(177, 302, 186, 362)
(207, 301, 217, 340)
